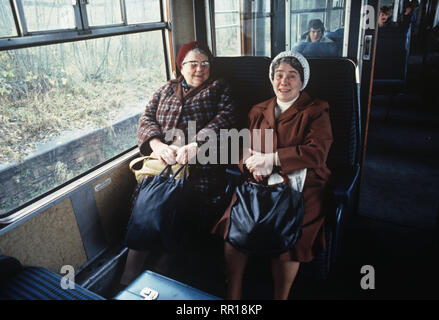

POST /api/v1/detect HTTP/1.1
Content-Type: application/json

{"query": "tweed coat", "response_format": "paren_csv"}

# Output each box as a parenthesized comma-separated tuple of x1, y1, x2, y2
(212, 91, 333, 262)
(137, 75, 238, 200)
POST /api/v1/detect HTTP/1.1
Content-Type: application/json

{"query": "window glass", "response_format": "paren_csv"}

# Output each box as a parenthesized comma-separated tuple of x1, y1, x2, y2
(380, 0, 395, 7)
(333, 0, 345, 8)
(0, 1, 17, 37)
(289, 0, 347, 57)
(125, 0, 162, 24)
(213, 0, 270, 57)
(86, 0, 123, 26)
(214, 0, 241, 56)
(329, 9, 345, 31)
(291, 0, 326, 10)
(22, 0, 76, 32)
(0, 31, 167, 216)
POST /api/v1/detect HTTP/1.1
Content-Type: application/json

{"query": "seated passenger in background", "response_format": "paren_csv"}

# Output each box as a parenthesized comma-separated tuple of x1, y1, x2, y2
(378, 6, 392, 28)
(401, 1, 418, 29)
(305, 19, 333, 43)
(292, 19, 340, 57)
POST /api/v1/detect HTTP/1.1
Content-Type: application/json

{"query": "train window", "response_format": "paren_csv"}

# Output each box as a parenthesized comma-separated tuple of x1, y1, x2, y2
(210, 0, 271, 57)
(0, 1, 17, 38)
(0, 30, 167, 218)
(212, 0, 241, 56)
(125, 0, 162, 24)
(22, 0, 76, 32)
(86, 0, 123, 26)
(289, 0, 347, 57)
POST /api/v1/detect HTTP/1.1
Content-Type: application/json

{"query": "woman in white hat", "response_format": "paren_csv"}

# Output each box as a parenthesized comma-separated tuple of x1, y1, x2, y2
(213, 50, 334, 299)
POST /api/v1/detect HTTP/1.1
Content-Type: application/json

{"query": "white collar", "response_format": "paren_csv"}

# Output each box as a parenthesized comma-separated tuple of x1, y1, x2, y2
(276, 95, 299, 114)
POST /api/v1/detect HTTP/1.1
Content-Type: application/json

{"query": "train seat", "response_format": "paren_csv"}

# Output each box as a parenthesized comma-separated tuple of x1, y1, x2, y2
(373, 25, 412, 119)
(292, 41, 340, 57)
(212, 56, 361, 280)
(292, 28, 344, 57)
(0, 254, 104, 300)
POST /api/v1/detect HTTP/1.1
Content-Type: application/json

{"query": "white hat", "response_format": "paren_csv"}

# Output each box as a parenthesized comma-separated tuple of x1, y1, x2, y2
(269, 50, 310, 91)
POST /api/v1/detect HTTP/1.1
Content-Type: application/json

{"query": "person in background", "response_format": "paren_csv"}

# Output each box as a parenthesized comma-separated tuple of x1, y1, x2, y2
(305, 19, 333, 43)
(378, 6, 392, 28)
(401, 1, 418, 30)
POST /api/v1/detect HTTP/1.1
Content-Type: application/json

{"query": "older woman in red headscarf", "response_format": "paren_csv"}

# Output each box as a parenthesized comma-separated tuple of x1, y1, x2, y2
(138, 41, 237, 201)
(120, 41, 237, 287)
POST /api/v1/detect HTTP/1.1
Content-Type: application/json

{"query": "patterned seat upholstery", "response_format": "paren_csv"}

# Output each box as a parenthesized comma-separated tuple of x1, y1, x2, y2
(0, 264, 104, 300)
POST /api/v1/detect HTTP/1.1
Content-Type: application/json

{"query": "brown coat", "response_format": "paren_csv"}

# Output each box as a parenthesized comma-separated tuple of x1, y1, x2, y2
(213, 91, 333, 262)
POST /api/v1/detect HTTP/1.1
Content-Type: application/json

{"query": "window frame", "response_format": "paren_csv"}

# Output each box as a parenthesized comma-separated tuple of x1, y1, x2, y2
(0, 0, 172, 220)
(1, 0, 170, 76)
(206, 0, 271, 57)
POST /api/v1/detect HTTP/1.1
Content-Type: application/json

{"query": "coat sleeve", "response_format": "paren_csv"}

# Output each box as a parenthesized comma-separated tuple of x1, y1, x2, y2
(137, 85, 166, 155)
(194, 81, 238, 143)
(277, 103, 333, 173)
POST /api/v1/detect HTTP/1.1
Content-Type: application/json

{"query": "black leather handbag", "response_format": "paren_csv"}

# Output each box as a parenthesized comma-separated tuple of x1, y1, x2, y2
(227, 177, 305, 255)
(125, 165, 192, 252)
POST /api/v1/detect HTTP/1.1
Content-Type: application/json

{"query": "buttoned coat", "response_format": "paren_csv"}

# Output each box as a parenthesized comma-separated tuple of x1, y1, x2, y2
(137, 76, 237, 199)
(213, 91, 333, 262)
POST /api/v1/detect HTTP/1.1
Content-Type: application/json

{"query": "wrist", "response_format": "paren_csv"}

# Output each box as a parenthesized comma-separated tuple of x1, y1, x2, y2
(149, 138, 163, 149)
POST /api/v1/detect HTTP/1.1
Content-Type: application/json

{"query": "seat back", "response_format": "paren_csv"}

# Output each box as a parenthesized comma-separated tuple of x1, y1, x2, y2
(306, 58, 361, 172)
(211, 56, 273, 130)
(292, 41, 340, 57)
(374, 26, 411, 83)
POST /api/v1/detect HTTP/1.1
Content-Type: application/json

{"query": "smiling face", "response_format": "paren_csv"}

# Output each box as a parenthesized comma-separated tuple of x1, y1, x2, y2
(180, 50, 210, 87)
(273, 62, 303, 102)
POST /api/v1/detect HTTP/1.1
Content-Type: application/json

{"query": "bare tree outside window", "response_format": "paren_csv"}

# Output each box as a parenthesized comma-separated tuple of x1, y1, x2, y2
(0, 1, 167, 216)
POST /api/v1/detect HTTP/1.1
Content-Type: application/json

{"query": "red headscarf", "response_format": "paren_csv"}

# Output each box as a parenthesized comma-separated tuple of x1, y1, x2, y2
(176, 41, 213, 71)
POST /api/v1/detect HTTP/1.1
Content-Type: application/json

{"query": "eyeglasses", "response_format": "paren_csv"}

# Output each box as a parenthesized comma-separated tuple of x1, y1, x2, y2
(182, 60, 210, 68)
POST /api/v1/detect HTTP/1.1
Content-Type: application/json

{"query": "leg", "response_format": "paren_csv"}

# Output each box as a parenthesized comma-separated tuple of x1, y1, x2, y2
(224, 242, 248, 300)
(119, 249, 148, 286)
(271, 253, 300, 300)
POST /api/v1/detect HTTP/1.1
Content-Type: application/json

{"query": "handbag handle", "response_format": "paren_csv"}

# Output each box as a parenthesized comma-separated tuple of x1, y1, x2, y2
(158, 164, 174, 177)
(279, 173, 290, 185)
(157, 164, 189, 180)
(129, 155, 155, 172)
(170, 164, 189, 180)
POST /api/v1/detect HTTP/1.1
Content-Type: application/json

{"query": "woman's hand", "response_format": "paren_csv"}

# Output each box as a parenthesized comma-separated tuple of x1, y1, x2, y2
(245, 149, 275, 182)
(149, 138, 177, 165)
(176, 142, 198, 164)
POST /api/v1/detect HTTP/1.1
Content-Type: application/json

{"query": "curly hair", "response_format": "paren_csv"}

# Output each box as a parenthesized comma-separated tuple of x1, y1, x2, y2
(270, 56, 304, 83)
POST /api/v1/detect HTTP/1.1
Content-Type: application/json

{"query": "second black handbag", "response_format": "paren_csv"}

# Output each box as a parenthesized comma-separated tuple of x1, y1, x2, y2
(125, 164, 192, 252)
(227, 177, 305, 255)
